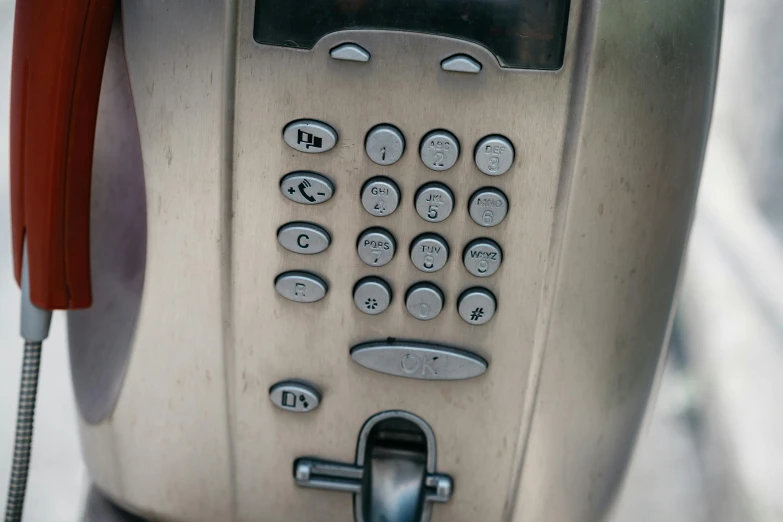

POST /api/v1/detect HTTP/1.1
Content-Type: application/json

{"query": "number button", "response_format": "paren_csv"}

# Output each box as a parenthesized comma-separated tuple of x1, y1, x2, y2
(410, 234, 449, 273)
(357, 228, 396, 267)
(415, 182, 454, 223)
(475, 135, 515, 176)
(365, 124, 405, 166)
(405, 283, 445, 321)
(420, 130, 460, 171)
(468, 188, 509, 227)
(361, 177, 401, 217)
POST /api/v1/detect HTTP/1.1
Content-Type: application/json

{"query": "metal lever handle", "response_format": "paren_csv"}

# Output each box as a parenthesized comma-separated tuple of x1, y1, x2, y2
(294, 458, 452, 520)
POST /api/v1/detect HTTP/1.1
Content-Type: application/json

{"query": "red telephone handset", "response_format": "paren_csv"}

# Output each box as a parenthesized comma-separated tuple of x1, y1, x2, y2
(10, 0, 116, 310)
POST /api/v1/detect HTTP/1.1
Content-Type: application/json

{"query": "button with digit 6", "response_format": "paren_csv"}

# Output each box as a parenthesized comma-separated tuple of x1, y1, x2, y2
(469, 187, 508, 227)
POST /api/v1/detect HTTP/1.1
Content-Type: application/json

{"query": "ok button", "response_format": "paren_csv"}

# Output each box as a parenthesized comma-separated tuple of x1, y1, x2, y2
(278, 222, 331, 254)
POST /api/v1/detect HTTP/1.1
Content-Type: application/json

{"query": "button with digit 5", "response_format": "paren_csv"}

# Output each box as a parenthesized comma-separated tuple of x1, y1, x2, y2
(415, 182, 454, 223)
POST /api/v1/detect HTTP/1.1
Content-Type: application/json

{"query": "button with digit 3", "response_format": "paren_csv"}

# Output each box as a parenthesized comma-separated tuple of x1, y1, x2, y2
(420, 130, 459, 171)
(405, 283, 444, 321)
(475, 135, 514, 176)
(463, 238, 502, 277)
(361, 177, 400, 217)
(415, 182, 454, 223)
(469, 187, 508, 227)
(410, 233, 449, 273)
(357, 228, 396, 267)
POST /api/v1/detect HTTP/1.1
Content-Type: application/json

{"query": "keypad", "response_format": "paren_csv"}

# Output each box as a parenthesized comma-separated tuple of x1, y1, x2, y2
(276, 118, 515, 324)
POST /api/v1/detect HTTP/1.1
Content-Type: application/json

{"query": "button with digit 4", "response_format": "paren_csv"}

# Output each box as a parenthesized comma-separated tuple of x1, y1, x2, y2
(457, 287, 496, 325)
(469, 187, 508, 227)
(361, 177, 400, 217)
(415, 182, 454, 223)
(420, 130, 459, 171)
(357, 228, 396, 267)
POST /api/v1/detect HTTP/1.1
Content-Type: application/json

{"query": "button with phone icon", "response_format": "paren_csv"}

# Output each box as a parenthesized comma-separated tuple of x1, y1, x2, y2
(280, 172, 335, 205)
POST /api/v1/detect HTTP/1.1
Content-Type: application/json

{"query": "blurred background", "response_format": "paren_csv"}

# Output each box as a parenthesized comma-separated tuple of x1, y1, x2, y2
(0, 0, 782, 520)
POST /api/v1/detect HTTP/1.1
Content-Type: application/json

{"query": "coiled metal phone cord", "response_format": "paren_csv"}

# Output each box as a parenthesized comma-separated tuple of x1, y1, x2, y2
(4, 248, 51, 522)
(4, 342, 42, 522)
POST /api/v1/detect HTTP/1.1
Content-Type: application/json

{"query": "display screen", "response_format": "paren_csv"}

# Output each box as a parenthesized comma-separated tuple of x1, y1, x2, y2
(253, 0, 571, 70)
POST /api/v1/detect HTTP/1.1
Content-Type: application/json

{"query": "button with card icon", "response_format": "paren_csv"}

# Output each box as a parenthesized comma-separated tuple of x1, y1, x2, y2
(283, 119, 338, 153)
(280, 172, 334, 205)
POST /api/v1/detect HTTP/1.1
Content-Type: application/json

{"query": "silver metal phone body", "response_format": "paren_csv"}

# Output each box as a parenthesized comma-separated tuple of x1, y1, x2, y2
(69, 0, 722, 520)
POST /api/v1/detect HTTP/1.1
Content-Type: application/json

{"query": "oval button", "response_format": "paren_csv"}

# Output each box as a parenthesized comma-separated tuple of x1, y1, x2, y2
(275, 271, 328, 303)
(269, 381, 321, 413)
(283, 119, 338, 153)
(280, 172, 334, 205)
(278, 222, 331, 255)
(350, 341, 488, 381)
